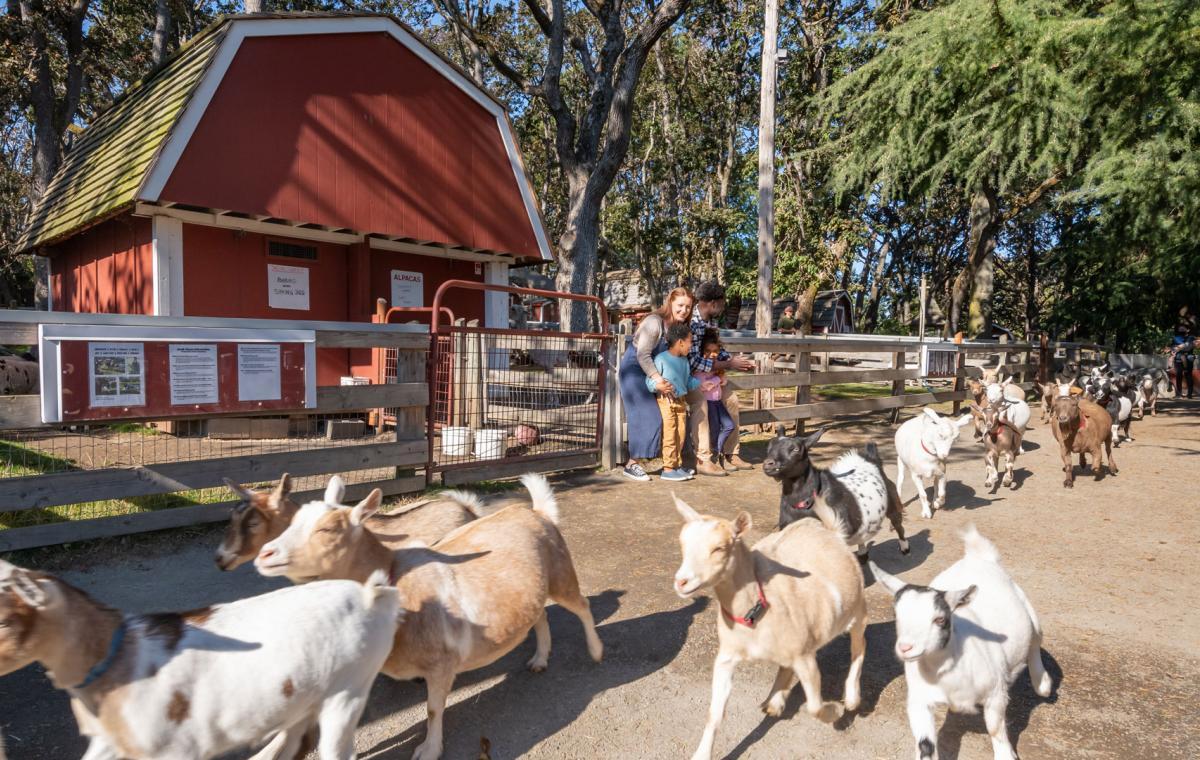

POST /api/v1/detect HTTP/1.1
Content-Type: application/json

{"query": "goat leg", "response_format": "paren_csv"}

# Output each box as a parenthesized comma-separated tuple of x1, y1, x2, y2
(1060, 445, 1074, 488)
(983, 692, 1018, 760)
(761, 666, 797, 718)
(691, 653, 736, 760)
(885, 478, 910, 555)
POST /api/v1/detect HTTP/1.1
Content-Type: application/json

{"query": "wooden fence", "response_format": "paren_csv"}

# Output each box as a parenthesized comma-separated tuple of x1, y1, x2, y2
(600, 332, 1109, 466)
(0, 310, 431, 552)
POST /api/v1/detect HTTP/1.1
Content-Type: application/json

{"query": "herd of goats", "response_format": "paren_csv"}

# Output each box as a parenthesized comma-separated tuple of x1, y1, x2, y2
(0, 361, 1175, 760)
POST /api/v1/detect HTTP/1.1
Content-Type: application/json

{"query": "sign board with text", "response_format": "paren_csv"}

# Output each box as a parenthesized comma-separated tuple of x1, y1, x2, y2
(38, 325, 316, 423)
(390, 270, 424, 308)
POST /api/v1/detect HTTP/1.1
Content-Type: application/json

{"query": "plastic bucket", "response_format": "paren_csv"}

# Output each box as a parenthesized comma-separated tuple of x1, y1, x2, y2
(441, 427, 472, 457)
(474, 428, 506, 460)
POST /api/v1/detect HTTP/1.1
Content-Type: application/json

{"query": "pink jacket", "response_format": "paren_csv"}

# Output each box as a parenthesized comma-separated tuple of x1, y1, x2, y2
(694, 370, 723, 401)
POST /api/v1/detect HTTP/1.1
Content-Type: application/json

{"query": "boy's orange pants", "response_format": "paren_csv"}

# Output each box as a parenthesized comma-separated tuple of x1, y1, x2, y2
(657, 395, 688, 470)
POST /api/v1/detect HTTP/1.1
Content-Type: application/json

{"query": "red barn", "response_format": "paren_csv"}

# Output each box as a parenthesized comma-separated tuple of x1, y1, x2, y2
(17, 12, 552, 385)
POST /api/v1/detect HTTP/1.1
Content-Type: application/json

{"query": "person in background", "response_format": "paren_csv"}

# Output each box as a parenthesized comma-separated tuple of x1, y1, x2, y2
(693, 329, 737, 470)
(777, 304, 796, 333)
(687, 280, 756, 477)
(648, 323, 701, 481)
(618, 287, 695, 481)
(1169, 308, 1196, 399)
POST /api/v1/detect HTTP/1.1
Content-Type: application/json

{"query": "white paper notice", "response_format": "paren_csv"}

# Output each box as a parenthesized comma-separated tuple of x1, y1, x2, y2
(169, 344, 219, 405)
(238, 344, 281, 401)
(89, 343, 146, 408)
(268, 263, 310, 310)
(390, 270, 424, 308)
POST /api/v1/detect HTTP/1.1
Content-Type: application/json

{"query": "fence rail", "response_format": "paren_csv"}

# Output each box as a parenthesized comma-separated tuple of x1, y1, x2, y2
(600, 331, 1110, 466)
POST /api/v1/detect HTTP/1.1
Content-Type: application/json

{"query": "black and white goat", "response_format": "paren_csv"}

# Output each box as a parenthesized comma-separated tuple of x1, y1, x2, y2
(1089, 374, 1133, 445)
(762, 425, 909, 558)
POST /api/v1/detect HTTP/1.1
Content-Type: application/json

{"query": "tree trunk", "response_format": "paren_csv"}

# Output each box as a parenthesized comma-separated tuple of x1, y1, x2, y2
(152, 0, 172, 66)
(949, 184, 1000, 337)
(245, 0, 264, 13)
(755, 0, 779, 339)
(796, 281, 820, 334)
(967, 255, 994, 338)
(1024, 228, 1037, 340)
(555, 174, 601, 331)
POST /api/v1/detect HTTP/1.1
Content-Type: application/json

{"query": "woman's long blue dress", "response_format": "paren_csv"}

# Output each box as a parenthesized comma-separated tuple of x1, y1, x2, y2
(619, 333, 666, 460)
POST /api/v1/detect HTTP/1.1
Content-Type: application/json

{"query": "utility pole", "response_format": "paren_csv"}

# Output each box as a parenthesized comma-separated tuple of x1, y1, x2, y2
(755, 0, 779, 340)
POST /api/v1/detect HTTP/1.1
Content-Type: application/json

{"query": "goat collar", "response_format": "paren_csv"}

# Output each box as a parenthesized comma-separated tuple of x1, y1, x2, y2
(721, 576, 770, 629)
(920, 439, 937, 457)
(74, 619, 127, 690)
(1078, 414, 1087, 430)
(988, 418, 1020, 441)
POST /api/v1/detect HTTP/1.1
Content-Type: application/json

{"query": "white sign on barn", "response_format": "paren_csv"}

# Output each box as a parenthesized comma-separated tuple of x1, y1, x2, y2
(267, 263, 310, 311)
(390, 270, 424, 308)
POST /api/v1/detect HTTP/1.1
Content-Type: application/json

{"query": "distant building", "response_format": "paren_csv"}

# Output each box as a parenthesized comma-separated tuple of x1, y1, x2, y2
(602, 269, 655, 325)
(736, 290, 856, 334)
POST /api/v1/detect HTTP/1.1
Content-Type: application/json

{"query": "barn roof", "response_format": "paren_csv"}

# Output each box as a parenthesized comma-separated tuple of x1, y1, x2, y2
(18, 12, 551, 261)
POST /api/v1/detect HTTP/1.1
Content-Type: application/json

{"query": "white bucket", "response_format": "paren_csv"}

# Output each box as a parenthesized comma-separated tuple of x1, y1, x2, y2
(441, 427, 473, 457)
(474, 428, 506, 460)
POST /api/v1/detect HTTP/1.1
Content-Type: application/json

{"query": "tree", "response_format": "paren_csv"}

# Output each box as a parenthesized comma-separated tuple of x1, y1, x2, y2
(436, 0, 691, 330)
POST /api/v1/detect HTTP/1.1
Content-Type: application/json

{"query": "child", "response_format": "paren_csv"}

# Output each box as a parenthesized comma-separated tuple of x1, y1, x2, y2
(646, 323, 700, 481)
(693, 329, 737, 470)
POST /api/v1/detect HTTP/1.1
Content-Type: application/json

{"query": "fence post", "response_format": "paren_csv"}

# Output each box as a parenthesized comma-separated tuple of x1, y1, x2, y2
(601, 334, 624, 470)
(793, 347, 811, 435)
(952, 335, 965, 415)
(1038, 334, 1049, 384)
(889, 349, 906, 423)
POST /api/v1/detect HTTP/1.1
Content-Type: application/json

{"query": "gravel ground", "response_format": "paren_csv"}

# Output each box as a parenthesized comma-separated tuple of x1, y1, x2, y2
(1, 401, 1198, 759)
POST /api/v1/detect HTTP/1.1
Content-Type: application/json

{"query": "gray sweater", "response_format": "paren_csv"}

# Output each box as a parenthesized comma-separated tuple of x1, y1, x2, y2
(633, 314, 667, 377)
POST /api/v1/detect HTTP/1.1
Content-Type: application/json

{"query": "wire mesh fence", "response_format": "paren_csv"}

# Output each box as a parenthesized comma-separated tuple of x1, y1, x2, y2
(430, 328, 606, 469)
(0, 412, 402, 530)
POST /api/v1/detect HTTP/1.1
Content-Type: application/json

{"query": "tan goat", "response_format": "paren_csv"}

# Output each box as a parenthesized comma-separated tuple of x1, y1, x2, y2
(970, 401, 1023, 490)
(216, 473, 486, 575)
(255, 473, 603, 760)
(672, 495, 866, 760)
(1051, 382, 1117, 488)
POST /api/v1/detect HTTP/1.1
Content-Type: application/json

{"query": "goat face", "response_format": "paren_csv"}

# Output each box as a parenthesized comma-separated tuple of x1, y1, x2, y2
(256, 489, 383, 581)
(762, 425, 826, 480)
(0, 561, 51, 676)
(1052, 392, 1082, 428)
(216, 474, 294, 571)
(870, 562, 975, 662)
(671, 495, 750, 599)
(919, 408, 971, 460)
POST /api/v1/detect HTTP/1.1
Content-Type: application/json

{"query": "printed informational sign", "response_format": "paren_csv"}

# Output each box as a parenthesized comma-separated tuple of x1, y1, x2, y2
(920, 345, 959, 378)
(390, 270, 424, 308)
(169, 344, 219, 405)
(89, 342, 146, 407)
(268, 263, 310, 310)
(238, 344, 282, 401)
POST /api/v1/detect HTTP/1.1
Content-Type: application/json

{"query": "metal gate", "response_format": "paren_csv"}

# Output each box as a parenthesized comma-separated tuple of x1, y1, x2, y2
(427, 280, 610, 485)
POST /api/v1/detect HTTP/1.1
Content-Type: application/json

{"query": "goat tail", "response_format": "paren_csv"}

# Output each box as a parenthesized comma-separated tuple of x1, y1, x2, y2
(810, 496, 850, 543)
(438, 488, 488, 518)
(961, 524, 1001, 564)
(520, 473, 559, 525)
(362, 569, 400, 605)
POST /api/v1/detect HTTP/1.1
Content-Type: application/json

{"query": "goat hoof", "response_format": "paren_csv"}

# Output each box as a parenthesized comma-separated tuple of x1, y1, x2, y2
(813, 702, 843, 724)
(1063, 480, 1073, 488)
(527, 656, 548, 673)
(921, 507, 933, 519)
(761, 696, 786, 718)
(899, 540, 910, 555)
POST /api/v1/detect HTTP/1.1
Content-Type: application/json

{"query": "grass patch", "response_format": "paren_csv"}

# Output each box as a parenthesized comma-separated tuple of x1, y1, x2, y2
(107, 422, 160, 435)
(0, 439, 80, 478)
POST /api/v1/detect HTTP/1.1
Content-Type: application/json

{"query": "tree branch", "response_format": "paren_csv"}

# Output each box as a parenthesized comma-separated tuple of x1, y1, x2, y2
(1001, 172, 1061, 222)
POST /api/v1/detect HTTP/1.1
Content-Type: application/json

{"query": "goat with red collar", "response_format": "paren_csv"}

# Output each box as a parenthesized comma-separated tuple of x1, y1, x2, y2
(895, 408, 974, 519)
(671, 493, 866, 760)
(762, 425, 909, 558)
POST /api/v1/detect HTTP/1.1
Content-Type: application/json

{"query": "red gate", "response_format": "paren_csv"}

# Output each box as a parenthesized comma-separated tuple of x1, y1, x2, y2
(427, 280, 610, 484)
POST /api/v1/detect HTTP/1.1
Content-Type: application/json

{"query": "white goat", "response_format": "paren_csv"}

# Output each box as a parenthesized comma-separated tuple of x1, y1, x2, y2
(870, 527, 1053, 760)
(672, 494, 866, 760)
(0, 558, 400, 760)
(895, 408, 973, 519)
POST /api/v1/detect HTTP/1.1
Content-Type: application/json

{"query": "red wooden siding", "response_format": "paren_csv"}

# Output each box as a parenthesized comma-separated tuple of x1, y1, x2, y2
(161, 33, 540, 259)
(181, 224, 350, 384)
(47, 214, 153, 314)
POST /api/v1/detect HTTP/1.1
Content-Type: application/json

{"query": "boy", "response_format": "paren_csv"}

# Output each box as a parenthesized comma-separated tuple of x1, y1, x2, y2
(647, 323, 702, 481)
(693, 330, 736, 469)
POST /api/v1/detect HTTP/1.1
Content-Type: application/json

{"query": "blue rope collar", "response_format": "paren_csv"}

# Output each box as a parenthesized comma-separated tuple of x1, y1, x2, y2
(74, 619, 127, 690)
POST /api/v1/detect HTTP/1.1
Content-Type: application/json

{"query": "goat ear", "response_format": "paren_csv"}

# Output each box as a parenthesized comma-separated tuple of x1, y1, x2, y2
(271, 472, 292, 503)
(324, 475, 346, 505)
(955, 413, 973, 428)
(732, 511, 752, 538)
(223, 478, 254, 501)
(968, 403, 982, 415)
(868, 562, 906, 596)
(671, 492, 701, 523)
(774, 423, 787, 438)
(922, 407, 940, 423)
(350, 489, 383, 526)
(801, 426, 827, 449)
(943, 585, 976, 610)
(8, 568, 48, 608)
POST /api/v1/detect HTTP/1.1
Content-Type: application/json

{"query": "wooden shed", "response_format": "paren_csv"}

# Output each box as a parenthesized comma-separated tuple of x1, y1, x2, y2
(17, 12, 552, 385)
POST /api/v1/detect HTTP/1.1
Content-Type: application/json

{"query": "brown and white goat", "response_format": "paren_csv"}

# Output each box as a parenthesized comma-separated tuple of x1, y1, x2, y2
(255, 473, 603, 760)
(672, 495, 866, 760)
(0, 559, 399, 760)
(216, 473, 485, 574)
(1050, 383, 1117, 488)
(970, 401, 1023, 491)
(1038, 380, 1059, 423)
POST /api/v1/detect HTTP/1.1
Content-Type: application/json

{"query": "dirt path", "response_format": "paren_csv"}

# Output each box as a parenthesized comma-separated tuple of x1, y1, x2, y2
(2, 402, 1198, 759)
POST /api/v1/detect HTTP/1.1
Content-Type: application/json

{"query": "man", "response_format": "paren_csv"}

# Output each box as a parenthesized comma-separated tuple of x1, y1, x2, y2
(1169, 314, 1195, 399)
(687, 280, 756, 476)
(777, 305, 796, 333)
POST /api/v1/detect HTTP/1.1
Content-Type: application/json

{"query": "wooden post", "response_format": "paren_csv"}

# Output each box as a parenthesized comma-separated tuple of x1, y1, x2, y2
(794, 347, 811, 435)
(754, 0, 779, 387)
(1038, 333, 1049, 384)
(889, 349, 906, 423)
(601, 335, 624, 470)
(952, 334, 966, 415)
(369, 297, 389, 429)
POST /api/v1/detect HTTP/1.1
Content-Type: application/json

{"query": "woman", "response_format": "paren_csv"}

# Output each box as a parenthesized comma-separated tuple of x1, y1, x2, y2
(619, 287, 695, 481)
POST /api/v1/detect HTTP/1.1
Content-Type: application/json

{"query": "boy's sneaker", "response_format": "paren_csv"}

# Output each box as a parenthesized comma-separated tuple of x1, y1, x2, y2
(661, 468, 691, 482)
(680, 466, 695, 477)
(622, 462, 651, 482)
